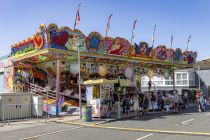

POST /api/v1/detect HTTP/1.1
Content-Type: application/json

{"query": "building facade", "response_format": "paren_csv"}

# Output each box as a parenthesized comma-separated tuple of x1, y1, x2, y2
(194, 58, 210, 96)
(141, 68, 196, 92)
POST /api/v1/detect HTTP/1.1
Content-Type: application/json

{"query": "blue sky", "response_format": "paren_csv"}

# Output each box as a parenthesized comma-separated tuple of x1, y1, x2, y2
(0, 0, 210, 60)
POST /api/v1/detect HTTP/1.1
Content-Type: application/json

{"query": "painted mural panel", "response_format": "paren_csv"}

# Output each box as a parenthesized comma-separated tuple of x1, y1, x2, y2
(0, 56, 13, 73)
(166, 49, 174, 62)
(11, 24, 47, 56)
(47, 24, 86, 52)
(10, 23, 197, 65)
(183, 51, 197, 64)
(85, 32, 103, 53)
(154, 45, 167, 60)
(4, 67, 14, 92)
(108, 37, 130, 56)
(173, 48, 183, 63)
(134, 42, 153, 58)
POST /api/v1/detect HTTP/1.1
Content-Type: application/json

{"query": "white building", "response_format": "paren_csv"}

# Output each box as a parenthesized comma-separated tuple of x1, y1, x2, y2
(141, 68, 196, 92)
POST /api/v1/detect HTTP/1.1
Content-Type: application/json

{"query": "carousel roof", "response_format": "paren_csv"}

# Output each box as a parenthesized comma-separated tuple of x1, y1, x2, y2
(10, 23, 197, 69)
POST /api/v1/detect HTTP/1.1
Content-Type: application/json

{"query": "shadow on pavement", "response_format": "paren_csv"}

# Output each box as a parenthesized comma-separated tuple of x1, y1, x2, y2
(116, 105, 210, 122)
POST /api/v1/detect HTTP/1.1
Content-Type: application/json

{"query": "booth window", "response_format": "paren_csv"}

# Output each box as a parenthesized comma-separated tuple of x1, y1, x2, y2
(93, 85, 100, 98)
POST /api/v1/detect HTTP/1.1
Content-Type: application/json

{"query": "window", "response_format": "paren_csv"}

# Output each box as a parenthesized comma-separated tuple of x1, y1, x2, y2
(176, 73, 188, 86)
(182, 73, 187, 79)
(165, 80, 173, 85)
(164, 76, 173, 86)
(176, 74, 181, 80)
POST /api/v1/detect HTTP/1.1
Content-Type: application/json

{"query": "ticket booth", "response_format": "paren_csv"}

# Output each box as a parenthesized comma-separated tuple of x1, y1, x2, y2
(83, 79, 118, 118)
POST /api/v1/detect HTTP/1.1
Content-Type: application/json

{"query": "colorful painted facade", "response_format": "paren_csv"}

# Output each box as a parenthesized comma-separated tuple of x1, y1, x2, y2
(11, 23, 197, 65)
(1, 23, 197, 93)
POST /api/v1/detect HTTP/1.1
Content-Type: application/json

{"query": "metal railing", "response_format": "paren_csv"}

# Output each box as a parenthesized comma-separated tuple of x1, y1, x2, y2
(29, 84, 56, 100)
(1, 103, 49, 124)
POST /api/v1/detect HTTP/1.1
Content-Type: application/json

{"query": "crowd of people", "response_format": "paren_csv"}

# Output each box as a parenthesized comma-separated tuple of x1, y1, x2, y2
(118, 89, 208, 119)
(101, 89, 208, 119)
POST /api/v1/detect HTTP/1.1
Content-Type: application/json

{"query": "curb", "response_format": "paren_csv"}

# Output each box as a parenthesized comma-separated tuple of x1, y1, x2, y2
(62, 121, 210, 137)
(54, 111, 182, 125)
(99, 111, 171, 124)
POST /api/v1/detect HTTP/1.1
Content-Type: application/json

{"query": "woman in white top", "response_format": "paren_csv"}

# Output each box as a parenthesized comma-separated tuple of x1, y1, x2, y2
(133, 94, 140, 119)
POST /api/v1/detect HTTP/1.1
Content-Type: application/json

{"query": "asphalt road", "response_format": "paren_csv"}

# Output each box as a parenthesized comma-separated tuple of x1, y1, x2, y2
(0, 105, 210, 140)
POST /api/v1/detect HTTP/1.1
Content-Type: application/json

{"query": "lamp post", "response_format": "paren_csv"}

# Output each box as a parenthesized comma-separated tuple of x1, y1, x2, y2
(56, 60, 61, 116)
(74, 35, 82, 119)
(197, 65, 200, 90)
(77, 44, 82, 119)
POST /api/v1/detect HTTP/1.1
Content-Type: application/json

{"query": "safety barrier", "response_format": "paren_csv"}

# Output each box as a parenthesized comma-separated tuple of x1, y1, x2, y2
(1, 103, 49, 124)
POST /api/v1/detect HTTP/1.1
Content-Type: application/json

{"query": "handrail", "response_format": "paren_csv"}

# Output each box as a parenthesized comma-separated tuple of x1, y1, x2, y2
(29, 83, 57, 99)
(29, 83, 86, 102)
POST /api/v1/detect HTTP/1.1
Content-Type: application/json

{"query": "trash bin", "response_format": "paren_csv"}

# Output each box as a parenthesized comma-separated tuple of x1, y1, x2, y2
(82, 106, 92, 122)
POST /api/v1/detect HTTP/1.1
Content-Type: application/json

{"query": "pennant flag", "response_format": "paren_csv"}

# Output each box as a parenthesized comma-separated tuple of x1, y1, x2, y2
(186, 35, 192, 50)
(131, 19, 137, 44)
(170, 33, 173, 48)
(105, 14, 113, 37)
(151, 24, 156, 47)
(187, 35, 192, 43)
(74, 3, 81, 30)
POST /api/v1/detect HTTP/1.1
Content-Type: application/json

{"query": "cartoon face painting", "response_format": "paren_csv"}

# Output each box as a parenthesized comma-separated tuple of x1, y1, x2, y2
(104, 37, 114, 51)
(183, 51, 197, 64)
(155, 46, 167, 60)
(134, 42, 153, 57)
(140, 42, 148, 55)
(174, 48, 183, 63)
(108, 38, 124, 55)
(85, 32, 102, 52)
(166, 49, 174, 60)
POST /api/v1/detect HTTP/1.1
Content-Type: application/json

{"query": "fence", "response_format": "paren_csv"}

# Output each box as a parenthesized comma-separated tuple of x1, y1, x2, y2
(1, 103, 49, 124)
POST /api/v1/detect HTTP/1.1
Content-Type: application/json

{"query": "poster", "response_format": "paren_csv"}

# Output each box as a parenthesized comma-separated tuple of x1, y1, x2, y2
(4, 66, 14, 92)
(86, 85, 93, 105)
(89, 99, 101, 117)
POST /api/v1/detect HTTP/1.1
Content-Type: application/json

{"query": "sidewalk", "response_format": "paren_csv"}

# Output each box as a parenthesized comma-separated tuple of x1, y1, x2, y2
(0, 103, 198, 127)
(55, 110, 165, 125)
(55, 103, 198, 125)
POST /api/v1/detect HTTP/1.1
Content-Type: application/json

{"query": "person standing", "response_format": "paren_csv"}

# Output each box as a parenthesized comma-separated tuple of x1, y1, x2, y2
(199, 92, 205, 112)
(133, 94, 140, 119)
(196, 90, 201, 112)
(122, 95, 127, 114)
(151, 92, 156, 111)
(173, 92, 179, 113)
(157, 91, 162, 111)
(142, 96, 149, 114)
(125, 95, 131, 115)
(113, 92, 121, 118)
(183, 92, 189, 109)
(165, 95, 170, 112)
(160, 95, 166, 112)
